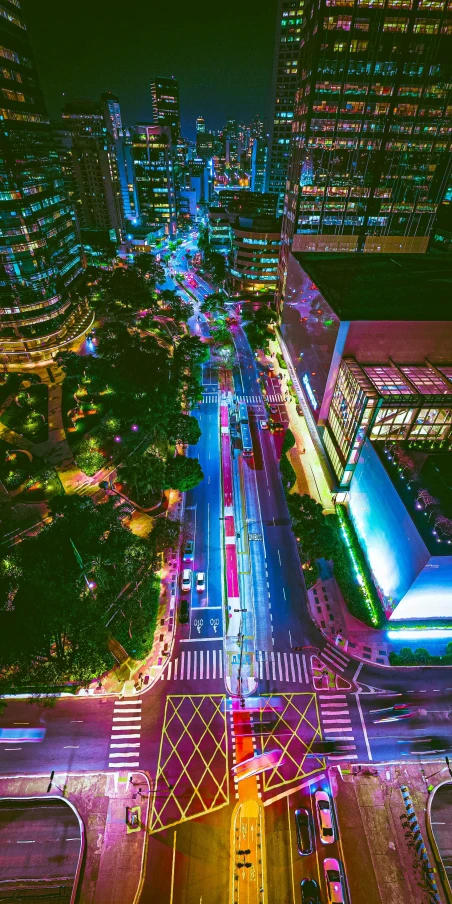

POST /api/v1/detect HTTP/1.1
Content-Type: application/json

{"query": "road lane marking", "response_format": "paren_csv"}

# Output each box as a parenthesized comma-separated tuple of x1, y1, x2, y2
(321, 718, 351, 725)
(302, 654, 309, 684)
(320, 702, 348, 707)
(319, 694, 346, 700)
(109, 751, 140, 758)
(296, 655, 302, 683)
(283, 652, 289, 682)
(109, 761, 139, 768)
(112, 716, 141, 722)
(17, 840, 34, 844)
(4, 747, 21, 751)
(277, 652, 283, 682)
(110, 743, 140, 748)
(328, 754, 358, 761)
(63, 746, 79, 749)
(110, 733, 140, 739)
(70, 720, 84, 723)
(320, 651, 345, 672)
(321, 710, 349, 716)
(170, 830, 177, 904)
(13, 722, 29, 725)
(356, 692, 373, 761)
(115, 699, 142, 706)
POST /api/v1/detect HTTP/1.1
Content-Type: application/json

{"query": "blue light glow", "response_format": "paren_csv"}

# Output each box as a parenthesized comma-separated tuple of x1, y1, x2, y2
(388, 629, 452, 640)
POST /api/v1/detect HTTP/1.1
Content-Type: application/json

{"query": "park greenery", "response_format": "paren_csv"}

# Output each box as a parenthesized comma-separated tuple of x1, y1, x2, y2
(389, 644, 452, 666)
(242, 306, 278, 354)
(0, 496, 181, 693)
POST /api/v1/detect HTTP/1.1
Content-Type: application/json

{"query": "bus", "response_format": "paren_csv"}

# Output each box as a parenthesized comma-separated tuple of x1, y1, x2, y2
(240, 422, 253, 456)
(238, 403, 249, 424)
(0, 728, 45, 743)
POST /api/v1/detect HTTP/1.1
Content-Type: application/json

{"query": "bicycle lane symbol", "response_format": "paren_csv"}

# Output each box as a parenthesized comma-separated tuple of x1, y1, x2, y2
(210, 618, 219, 634)
(194, 618, 203, 634)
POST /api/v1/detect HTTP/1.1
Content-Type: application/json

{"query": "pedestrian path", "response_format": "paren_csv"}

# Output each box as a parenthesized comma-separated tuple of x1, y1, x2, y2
(165, 647, 224, 681)
(255, 650, 310, 684)
(108, 698, 142, 769)
(201, 393, 218, 404)
(318, 693, 357, 761)
(317, 642, 350, 674)
(236, 394, 262, 405)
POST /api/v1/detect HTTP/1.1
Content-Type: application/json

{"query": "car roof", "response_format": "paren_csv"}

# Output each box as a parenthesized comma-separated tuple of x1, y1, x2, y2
(182, 568, 191, 577)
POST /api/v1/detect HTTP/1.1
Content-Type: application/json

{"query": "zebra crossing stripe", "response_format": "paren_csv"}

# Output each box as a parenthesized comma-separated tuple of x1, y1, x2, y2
(200, 649, 203, 679)
(296, 655, 302, 683)
(290, 655, 296, 683)
(213, 649, 216, 680)
(320, 652, 345, 672)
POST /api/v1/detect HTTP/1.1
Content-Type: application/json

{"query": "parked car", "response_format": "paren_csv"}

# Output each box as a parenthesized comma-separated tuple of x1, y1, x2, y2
(181, 569, 192, 592)
(324, 859, 344, 904)
(183, 539, 194, 560)
(295, 808, 313, 855)
(179, 600, 189, 624)
(196, 572, 205, 592)
(300, 879, 320, 904)
(314, 790, 335, 844)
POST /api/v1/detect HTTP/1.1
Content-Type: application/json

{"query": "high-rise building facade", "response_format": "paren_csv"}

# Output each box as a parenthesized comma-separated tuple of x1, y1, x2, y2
(150, 76, 180, 143)
(251, 138, 269, 192)
(0, 0, 87, 363)
(277, 0, 452, 303)
(62, 99, 125, 241)
(132, 125, 177, 235)
(267, 1, 304, 214)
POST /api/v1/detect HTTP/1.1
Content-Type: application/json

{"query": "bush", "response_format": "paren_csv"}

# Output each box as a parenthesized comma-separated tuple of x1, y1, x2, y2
(335, 504, 386, 629)
(389, 642, 452, 666)
(276, 352, 287, 370)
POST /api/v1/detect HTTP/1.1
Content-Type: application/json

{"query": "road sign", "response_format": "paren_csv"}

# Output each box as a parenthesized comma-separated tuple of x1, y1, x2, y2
(248, 533, 263, 541)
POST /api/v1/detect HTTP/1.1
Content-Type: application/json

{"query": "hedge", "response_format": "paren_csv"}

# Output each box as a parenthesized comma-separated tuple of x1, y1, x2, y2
(389, 643, 452, 666)
(276, 351, 287, 370)
(280, 428, 297, 491)
(335, 504, 386, 629)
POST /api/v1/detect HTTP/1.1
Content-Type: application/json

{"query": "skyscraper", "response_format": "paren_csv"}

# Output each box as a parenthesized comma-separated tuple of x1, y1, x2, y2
(0, 0, 86, 363)
(62, 99, 125, 241)
(196, 116, 206, 135)
(277, 0, 452, 304)
(132, 125, 177, 235)
(267, 1, 304, 214)
(150, 76, 181, 143)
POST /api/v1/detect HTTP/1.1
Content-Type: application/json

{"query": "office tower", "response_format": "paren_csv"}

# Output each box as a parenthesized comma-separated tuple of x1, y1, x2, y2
(101, 91, 123, 140)
(196, 116, 206, 135)
(251, 138, 268, 192)
(0, 0, 86, 363)
(62, 99, 125, 240)
(196, 129, 214, 161)
(150, 76, 180, 143)
(229, 217, 281, 293)
(132, 125, 177, 236)
(267, 1, 304, 214)
(251, 116, 264, 140)
(277, 0, 452, 304)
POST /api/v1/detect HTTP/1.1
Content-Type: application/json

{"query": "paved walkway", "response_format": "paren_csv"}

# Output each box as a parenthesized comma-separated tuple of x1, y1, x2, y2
(0, 770, 150, 904)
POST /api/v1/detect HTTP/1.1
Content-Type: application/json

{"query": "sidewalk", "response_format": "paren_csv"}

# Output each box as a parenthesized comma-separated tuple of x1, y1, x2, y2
(307, 569, 392, 667)
(334, 761, 449, 904)
(0, 770, 149, 904)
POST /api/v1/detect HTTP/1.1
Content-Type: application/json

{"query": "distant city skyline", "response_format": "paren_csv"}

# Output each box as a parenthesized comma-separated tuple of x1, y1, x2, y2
(22, 0, 277, 139)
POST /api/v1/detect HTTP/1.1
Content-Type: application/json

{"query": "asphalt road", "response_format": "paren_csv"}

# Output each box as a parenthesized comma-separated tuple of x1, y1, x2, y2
(2, 240, 452, 904)
(0, 797, 81, 887)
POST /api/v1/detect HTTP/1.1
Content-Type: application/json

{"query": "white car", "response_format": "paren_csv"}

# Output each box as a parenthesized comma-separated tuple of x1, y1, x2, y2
(196, 572, 205, 592)
(260, 420, 268, 430)
(324, 859, 344, 904)
(314, 790, 335, 844)
(181, 569, 192, 593)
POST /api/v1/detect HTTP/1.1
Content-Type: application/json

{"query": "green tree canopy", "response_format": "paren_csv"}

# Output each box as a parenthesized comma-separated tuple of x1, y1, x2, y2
(164, 455, 204, 492)
(200, 292, 227, 319)
(119, 452, 166, 501)
(167, 414, 201, 445)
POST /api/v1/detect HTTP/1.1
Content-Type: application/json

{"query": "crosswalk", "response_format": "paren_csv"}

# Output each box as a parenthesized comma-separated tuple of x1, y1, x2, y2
(236, 394, 283, 405)
(317, 643, 350, 674)
(201, 393, 218, 404)
(108, 697, 142, 769)
(255, 650, 310, 684)
(318, 694, 357, 761)
(164, 647, 224, 681)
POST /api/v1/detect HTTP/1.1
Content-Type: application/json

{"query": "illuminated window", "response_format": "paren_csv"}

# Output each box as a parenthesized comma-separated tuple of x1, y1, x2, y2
(383, 16, 409, 29)
(350, 39, 369, 49)
(413, 17, 440, 30)
(324, 15, 352, 28)
(364, 366, 413, 395)
(400, 366, 452, 395)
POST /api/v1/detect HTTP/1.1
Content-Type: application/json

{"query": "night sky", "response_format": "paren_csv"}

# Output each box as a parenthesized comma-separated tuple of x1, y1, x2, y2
(22, 0, 277, 139)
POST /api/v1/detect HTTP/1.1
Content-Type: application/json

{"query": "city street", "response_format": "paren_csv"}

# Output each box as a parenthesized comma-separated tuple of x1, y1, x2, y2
(1, 244, 452, 904)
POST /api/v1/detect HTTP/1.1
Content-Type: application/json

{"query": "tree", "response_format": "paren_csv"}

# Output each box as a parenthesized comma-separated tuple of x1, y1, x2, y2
(159, 288, 194, 323)
(150, 516, 181, 553)
(57, 351, 88, 384)
(119, 452, 165, 501)
(208, 251, 226, 284)
(197, 224, 210, 255)
(164, 455, 204, 492)
(132, 254, 164, 287)
(200, 293, 227, 319)
(99, 267, 157, 318)
(287, 493, 338, 566)
(243, 306, 278, 353)
(167, 414, 201, 445)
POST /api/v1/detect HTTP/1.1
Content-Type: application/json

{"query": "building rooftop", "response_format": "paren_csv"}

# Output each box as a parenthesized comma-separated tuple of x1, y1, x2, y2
(292, 253, 452, 321)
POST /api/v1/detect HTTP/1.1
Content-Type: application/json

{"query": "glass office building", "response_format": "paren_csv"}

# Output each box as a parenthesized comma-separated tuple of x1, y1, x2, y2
(0, 0, 86, 362)
(324, 358, 452, 487)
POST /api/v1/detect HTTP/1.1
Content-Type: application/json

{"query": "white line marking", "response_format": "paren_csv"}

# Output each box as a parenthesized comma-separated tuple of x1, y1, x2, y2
(356, 692, 373, 761)
(302, 654, 309, 684)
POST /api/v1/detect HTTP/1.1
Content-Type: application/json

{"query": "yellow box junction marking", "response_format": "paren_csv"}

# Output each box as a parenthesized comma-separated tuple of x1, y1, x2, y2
(257, 693, 325, 792)
(150, 694, 229, 832)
